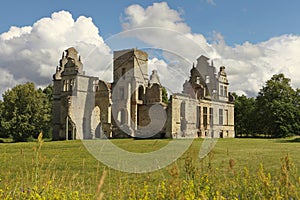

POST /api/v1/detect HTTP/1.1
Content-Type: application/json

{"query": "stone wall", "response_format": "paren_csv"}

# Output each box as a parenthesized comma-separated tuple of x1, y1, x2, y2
(52, 47, 235, 140)
(167, 94, 199, 138)
(166, 93, 235, 139)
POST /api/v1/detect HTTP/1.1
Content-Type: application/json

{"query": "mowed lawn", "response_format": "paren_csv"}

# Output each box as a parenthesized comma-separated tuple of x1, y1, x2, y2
(1, 137, 300, 198)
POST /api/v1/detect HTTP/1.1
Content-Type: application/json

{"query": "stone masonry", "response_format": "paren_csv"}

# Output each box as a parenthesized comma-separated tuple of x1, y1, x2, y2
(52, 47, 235, 140)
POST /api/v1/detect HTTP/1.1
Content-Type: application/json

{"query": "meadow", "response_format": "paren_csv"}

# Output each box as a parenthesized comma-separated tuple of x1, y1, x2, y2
(1, 135, 300, 199)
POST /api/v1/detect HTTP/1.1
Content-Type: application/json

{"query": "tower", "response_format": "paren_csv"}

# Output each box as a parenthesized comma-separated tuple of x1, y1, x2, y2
(111, 49, 149, 137)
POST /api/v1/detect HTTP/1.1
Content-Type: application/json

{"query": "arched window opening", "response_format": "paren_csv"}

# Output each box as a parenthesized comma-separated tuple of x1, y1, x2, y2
(122, 68, 126, 79)
(138, 85, 144, 101)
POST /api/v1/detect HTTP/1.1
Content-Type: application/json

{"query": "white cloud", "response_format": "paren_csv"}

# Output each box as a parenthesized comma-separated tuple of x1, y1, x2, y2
(1, 3, 300, 99)
(0, 69, 20, 95)
(206, 0, 216, 6)
(148, 57, 188, 94)
(120, 2, 219, 93)
(121, 2, 300, 97)
(0, 10, 111, 97)
(213, 34, 300, 96)
(121, 2, 215, 60)
(0, 26, 32, 40)
(122, 2, 191, 34)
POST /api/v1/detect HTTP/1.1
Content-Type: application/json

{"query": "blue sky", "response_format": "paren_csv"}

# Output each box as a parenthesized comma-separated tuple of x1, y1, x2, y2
(0, 0, 300, 97)
(1, 0, 300, 46)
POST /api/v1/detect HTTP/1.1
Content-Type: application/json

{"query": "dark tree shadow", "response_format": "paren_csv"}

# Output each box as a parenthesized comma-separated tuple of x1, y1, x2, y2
(275, 137, 300, 143)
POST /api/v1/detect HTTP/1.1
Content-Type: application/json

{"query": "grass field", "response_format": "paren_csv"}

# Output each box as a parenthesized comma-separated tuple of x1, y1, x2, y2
(1, 136, 300, 199)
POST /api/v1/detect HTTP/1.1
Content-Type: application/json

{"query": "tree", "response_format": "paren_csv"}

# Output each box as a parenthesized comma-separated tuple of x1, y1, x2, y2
(233, 93, 256, 137)
(256, 74, 300, 137)
(41, 84, 53, 138)
(1, 82, 52, 141)
(0, 100, 5, 138)
(41, 84, 53, 102)
(162, 87, 169, 104)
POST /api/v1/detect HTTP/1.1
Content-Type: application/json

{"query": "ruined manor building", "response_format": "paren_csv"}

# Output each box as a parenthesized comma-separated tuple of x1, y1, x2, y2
(52, 47, 235, 140)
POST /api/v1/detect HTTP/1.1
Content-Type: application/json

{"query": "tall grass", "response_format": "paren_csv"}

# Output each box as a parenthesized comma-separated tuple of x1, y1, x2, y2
(0, 133, 105, 199)
(1, 136, 300, 199)
(103, 153, 300, 199)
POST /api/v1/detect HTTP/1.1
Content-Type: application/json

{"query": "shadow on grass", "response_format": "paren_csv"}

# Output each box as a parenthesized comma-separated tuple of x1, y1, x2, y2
(0, 137, 53, 143)
(275, 137, 300, 143)
(0, 138, 13, 143)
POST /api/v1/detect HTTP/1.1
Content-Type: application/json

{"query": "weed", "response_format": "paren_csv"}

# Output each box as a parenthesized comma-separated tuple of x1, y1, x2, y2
(1, 138, 300, 199)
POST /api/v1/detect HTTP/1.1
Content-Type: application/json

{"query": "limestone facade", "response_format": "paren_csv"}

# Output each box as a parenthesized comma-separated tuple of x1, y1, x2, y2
(168, 55, 235, 138)
(52, 47, 234, 140)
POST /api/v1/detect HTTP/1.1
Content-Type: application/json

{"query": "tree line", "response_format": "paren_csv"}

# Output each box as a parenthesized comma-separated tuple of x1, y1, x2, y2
(234, 73, 300, 138)
(0, 73, 299, 141)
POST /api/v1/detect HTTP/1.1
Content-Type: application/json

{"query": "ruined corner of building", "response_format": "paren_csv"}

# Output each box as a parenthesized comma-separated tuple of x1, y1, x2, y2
(52, 47, 235, 140)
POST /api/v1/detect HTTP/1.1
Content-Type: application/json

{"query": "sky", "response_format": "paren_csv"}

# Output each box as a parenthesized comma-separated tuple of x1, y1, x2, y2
(1, 0, 300, 97)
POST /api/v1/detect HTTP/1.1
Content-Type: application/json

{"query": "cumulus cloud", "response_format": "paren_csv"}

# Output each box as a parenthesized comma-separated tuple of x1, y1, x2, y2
(122, 2, 191, 33)
(213, 34, 300, 96)
(120, 2, 219, 95)
(122, 2, 216, 60)
(1, 3, 300, 98)
(0, 10, 111, 96)
(148, 57, 189, 94)
(121, 2, 300, 97)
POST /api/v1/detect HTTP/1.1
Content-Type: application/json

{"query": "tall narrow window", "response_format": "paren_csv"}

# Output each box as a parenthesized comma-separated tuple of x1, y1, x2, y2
(180, 101, 185, 119)
(120, 109, 126, 125)
(196, 76, 200, 84)
(65, 79, 70, 91)
(203, 107, 208, 128)
(224, 86, 228, 97)
(70, 79, 75, 91)
(180, 101, 186, 135)
(122, 68, 126, 79)
(220, 85, 224, 96)
(138, 86, 144, 100)
(93, 80, 98, 92)
(119, 87, 125, 100)
(219, 109, 223, 125)
(225, 110, 228, 125)
(205, 75, 210, 84)
(63, 80, 66, 91)
(209, 108, 214, 127)
(196, 106, 201, 128)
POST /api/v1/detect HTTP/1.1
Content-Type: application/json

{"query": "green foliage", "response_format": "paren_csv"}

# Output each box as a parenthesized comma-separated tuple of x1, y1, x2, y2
(42, 84, 53, 138)
(42, 84, 53, 102)
(256, 74, 300, 137)
(235, 73, 300, 137)
(0, 100, 5, 138)
(233, 93, 256, 137)
(1, 82, 52, 141)
(162, 87, 169, 104)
